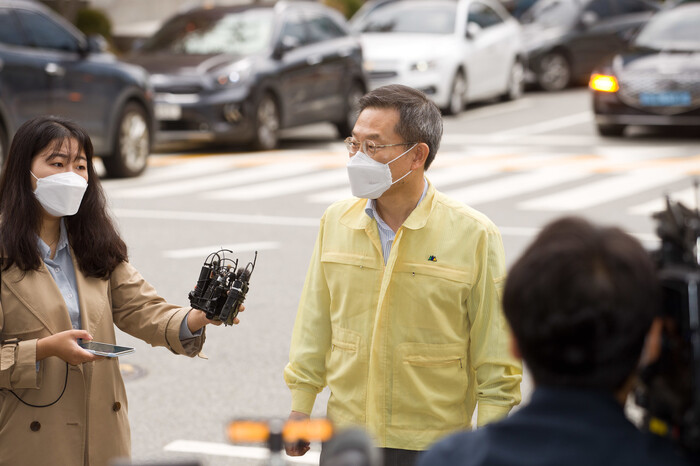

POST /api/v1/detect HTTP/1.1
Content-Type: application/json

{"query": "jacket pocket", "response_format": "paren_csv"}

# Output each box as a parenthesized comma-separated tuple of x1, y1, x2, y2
(321, 252, 381, 318)
(326, 326, 366, 424)
(391, 342, 468, 430)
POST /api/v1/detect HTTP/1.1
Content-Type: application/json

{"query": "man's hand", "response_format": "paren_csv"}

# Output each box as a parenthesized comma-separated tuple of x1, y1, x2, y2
(187, 305, 246, 332)
(36, 330, 103, 365)
(285, 411, 311, 456)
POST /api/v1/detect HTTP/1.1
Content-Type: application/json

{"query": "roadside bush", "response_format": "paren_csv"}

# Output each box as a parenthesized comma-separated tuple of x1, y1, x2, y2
(75, 7, 112, 40)
(324, 0, 364, 19)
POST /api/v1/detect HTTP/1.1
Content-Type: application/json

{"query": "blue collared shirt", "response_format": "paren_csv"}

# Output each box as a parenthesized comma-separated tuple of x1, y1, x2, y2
(38, 220, 81, 329)
(365, 179, 428, 265)
(38, 220, 198, 339)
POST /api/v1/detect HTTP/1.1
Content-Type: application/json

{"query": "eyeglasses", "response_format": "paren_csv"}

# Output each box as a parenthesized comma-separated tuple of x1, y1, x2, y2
(344, 137, 416, 157)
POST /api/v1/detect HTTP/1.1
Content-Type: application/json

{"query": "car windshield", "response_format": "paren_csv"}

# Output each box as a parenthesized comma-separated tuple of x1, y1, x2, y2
(521, 0, 583, 27)
(634, 7, 700, 52)
(142, 9, 274, 55)
(357, 3, 457, 34)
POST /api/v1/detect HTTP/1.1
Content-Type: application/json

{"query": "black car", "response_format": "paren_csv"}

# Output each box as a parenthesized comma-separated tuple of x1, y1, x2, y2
(127, 1, 367, 150)
(0, 0, 154, 177)
(590, 3, 700, 136)
(521, 0, 660, 91)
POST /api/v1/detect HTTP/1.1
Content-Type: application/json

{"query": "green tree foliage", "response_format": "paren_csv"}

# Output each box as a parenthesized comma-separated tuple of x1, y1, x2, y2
(324, 0, 365, 19)
(75, 7, 112, 40)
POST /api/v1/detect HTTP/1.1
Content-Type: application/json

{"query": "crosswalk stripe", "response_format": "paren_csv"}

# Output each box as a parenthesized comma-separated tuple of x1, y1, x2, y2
(307, 164, 502, 204)
(519, 170, 690, 211)
(103, 157, 235, 189)
(202, 168, 349, 200)
(164, 439, 319, 464)
(444, 169, 590, 205)
(163, 241, 279, 259)
(108, 163, 319, 199)
(627, 187, 700, 216)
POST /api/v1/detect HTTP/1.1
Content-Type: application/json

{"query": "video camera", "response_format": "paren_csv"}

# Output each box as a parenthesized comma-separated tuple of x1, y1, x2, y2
(636, 197, 700, 454)
(187, 249, 257, 325)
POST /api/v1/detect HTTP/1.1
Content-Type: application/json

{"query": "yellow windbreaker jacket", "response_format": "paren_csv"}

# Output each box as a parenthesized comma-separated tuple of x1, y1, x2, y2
(284, 181, 522, 450)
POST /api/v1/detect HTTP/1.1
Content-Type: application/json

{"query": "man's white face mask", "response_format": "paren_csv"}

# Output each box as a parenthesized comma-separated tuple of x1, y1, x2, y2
(32, 171, 88, 217)
(346, 143, 417, 199)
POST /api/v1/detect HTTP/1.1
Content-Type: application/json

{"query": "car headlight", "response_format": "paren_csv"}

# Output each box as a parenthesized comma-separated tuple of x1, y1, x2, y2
(589, 73, 619, 93)
(215, 60, 252, 87)
(410, 60, 438, 73)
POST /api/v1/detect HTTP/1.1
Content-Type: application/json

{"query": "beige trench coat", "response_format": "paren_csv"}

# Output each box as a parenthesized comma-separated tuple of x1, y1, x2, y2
(0, 256, 205, 466)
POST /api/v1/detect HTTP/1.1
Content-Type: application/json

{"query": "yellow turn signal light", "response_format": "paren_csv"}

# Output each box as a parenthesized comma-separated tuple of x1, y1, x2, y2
(283, 419, 334, 443)
(227, 418, 334, 444)
(589, 74, 619, 93)
(227, 421, 271, 443)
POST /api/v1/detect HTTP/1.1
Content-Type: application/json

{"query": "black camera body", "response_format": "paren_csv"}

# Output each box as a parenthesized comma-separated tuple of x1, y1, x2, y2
(188, 249, 257, 326)
(636, 199, 700, 454)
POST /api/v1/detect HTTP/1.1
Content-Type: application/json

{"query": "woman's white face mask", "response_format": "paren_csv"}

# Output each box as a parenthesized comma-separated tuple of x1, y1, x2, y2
(346, 143, 417, 199)
(32, 171, 88, 217)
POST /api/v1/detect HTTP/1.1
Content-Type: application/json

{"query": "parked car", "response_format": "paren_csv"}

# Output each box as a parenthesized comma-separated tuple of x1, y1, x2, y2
(351, 0, 526, 115)
(590, 3, 700, 136)
(521, 0, 660, 91)
(126, 1, 366, 150)
(0, 0, 153, 177)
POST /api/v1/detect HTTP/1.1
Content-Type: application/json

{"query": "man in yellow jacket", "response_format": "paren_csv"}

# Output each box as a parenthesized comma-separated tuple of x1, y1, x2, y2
(284, 84, 522, 465)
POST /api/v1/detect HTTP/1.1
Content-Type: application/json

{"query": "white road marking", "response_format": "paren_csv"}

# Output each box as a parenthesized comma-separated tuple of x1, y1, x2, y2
(307, 164, 502, 204)
(109, 163, 319, 199)
(103, 158, 236, 189)
(164, 439, 320, 464)
(490, 112, 593, 141)
(163, 241, 279, 259)
(444, 169, 590, 205)
(628, 186, 700, 216)
(113, 208, 319, 227)
(202, 169, 349, 200)
(519, 170, 689, 211)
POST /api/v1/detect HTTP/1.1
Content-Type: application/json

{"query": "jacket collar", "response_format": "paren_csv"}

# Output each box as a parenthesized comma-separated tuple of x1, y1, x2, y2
(340, 179, 436, 231)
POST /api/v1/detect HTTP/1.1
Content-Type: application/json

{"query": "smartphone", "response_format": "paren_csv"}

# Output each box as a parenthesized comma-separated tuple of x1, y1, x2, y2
(78, 341, 135, 357)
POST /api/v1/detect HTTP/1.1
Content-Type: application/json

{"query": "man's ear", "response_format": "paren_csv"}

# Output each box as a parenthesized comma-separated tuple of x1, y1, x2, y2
(411, 143, 429, 171)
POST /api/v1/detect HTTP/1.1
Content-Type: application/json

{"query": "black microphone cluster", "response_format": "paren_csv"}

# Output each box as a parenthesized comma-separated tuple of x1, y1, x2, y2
(188, 249, 257, 326)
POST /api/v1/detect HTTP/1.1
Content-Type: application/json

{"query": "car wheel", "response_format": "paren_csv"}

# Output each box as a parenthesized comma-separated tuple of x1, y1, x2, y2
(596, 123, 626, 137)
(335, 81, 364, 138)
(103, 102, 150, 178)
(252, 92, 280, 151)
(501, 60, 525, 101)
(537, 52, 571, 92)
(444, 72, 467, 116)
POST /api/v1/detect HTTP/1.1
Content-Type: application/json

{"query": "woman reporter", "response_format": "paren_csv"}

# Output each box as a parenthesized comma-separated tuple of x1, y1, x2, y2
(0, 116, 233, 466)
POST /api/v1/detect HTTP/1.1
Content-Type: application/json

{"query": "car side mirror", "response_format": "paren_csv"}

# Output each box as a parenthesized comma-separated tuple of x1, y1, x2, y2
(273, 35, 301, 59)
(466, 22, 482, 39)
(87, 34, 109, 54)
(580, 11, 598, 28)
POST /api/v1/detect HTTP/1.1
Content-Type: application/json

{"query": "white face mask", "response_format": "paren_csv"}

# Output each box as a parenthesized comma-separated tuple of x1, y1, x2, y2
(346, 143, 417, 199)
(32, 171, 88, 217)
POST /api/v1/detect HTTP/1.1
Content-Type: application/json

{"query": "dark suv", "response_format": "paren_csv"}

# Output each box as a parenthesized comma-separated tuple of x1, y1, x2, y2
(126, 1, 366, 150)
(0, 0, 153, 177)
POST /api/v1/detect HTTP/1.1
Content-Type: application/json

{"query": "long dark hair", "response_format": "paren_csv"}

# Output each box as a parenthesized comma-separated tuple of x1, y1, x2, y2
(0, 116, 128, 278)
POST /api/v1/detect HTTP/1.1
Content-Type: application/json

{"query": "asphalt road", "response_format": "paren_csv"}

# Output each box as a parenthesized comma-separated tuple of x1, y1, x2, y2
(100, 88, 700, 466)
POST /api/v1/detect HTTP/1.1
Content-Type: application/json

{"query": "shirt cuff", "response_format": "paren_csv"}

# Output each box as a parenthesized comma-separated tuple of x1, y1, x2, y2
(179, 310, 203, 340)
(290, 388, 318, 415)
(476, 403, 511, 427)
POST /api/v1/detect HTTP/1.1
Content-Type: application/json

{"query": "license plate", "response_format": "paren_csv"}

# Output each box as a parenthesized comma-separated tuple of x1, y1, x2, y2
(154, 103, 182, 121)
(639, 91, 691, 107)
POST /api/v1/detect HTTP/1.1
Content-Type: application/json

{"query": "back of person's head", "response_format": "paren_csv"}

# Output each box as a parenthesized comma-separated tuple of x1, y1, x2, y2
(359, 84, 443, 169)
(503, 216, 659, 392)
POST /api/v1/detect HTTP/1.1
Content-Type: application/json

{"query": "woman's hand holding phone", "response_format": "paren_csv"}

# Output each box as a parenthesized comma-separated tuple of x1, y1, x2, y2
(36, 330, 104, 364)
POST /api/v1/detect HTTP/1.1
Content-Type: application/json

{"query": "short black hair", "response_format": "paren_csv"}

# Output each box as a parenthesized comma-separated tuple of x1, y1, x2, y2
(359, 84, 442, 169)
(503, 217, 658, 391)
